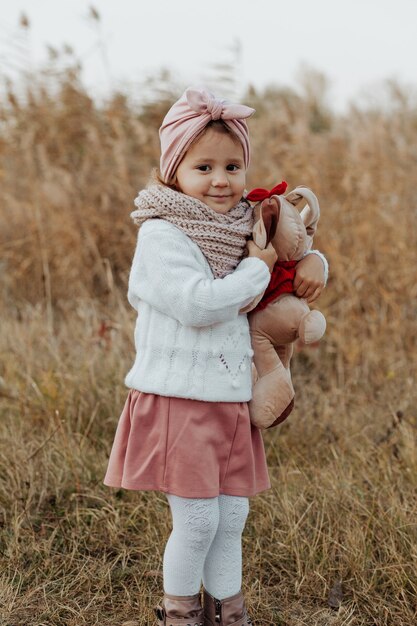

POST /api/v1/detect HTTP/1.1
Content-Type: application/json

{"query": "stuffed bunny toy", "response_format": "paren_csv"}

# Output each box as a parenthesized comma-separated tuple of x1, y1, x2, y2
(241, 182, 326, 430)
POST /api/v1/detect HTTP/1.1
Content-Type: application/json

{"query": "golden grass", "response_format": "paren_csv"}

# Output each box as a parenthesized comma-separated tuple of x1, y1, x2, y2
(0, 73, 416, 625)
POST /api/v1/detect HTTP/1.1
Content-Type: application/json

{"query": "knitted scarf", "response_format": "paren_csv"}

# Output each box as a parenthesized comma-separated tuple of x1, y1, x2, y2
(131, 185, 254, 278)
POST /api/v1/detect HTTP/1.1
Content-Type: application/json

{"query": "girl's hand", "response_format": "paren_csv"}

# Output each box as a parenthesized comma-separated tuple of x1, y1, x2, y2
(246, 240, 277, 273)
(294, 254, 325, 303)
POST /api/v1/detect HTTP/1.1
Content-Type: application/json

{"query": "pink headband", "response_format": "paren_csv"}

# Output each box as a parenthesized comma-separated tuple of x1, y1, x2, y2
(159, 87, 255, 182)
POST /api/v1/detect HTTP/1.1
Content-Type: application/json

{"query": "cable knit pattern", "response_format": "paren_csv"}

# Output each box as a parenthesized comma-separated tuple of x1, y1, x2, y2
(131, 185, 254, 279)
(124, 219, 270, 401)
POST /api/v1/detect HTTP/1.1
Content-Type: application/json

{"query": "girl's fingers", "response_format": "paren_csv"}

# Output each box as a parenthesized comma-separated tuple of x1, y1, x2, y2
(306, 287, 321, 303)
(295, 283, 324, 302)
(295, 282, 309, 298)
(293, 274, 302, 291)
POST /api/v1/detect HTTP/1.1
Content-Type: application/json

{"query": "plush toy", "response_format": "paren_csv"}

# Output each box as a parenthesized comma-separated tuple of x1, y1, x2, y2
(241, 182, 327, 430)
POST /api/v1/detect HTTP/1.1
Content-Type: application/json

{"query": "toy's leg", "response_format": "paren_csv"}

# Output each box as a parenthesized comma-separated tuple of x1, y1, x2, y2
(275, 343, 294, 369)
(298, 308, 326, 344)
(251, 296, 326, 345)
(248, 329, 294, 430)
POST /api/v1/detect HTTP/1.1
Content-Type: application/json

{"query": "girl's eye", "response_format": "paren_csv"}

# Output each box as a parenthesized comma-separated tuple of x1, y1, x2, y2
(227, 164, 239, 171)
(197, 165, 210, 172)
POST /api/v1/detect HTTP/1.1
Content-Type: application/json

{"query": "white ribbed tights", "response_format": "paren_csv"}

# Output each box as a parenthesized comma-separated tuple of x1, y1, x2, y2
(163, 494, 249, 600)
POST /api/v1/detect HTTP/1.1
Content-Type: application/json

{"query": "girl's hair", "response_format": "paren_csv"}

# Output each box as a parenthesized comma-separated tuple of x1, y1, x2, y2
(152, 120, 241, 190)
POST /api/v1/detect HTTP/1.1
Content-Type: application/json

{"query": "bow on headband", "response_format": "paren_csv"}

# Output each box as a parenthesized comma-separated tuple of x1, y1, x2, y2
(186, 88, 255, 121)
(246, 181, 288, 202)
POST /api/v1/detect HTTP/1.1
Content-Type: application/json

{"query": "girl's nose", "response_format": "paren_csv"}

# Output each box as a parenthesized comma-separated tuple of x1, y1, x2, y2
(212, 171, 229, 187)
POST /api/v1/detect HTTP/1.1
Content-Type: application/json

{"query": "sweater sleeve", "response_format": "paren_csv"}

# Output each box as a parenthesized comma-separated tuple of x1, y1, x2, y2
(127, 224, 271, 327)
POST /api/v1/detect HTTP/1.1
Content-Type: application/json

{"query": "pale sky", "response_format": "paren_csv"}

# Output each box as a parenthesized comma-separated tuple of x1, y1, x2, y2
(1, 0, 416, 112)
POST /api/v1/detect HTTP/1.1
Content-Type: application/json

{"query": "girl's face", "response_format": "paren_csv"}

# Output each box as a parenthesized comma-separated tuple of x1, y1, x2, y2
(174, 128, 247, 214)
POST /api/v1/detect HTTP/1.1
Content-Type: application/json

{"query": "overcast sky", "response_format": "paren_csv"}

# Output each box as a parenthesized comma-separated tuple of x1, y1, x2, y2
(1, 0, 416, 112)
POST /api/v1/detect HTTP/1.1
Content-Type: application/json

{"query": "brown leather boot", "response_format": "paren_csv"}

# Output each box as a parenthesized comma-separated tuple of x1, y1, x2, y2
(203, 587, 253, 626)
(154, 590, 204, 626)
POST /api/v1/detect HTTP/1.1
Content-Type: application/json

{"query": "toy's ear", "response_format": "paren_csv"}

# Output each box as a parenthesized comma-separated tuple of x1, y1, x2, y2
(285, 187, 305, 206)
(252, 197, 280, 249)
(285, 186, 320, 237)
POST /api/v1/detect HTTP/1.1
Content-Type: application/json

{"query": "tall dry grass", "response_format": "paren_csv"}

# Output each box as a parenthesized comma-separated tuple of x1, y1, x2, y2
(0, 67, 416, 625)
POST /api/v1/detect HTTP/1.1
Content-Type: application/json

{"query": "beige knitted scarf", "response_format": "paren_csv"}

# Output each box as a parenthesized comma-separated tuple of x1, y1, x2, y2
(131, 185, 254, 278)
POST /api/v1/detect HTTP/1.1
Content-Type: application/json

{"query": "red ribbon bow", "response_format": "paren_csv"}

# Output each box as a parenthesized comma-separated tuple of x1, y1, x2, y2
(246, 181, 288, 202)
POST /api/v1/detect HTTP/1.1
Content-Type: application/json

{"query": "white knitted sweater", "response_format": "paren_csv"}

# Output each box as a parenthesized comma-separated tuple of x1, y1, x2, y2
(124, 219, 271, 402)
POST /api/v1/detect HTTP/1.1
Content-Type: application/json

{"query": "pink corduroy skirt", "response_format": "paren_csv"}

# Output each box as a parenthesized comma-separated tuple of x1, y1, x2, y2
(103, 389, 271, 498)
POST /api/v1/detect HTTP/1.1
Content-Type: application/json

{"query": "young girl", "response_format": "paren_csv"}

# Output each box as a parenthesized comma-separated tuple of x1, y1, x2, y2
(103, 87, 327, 626)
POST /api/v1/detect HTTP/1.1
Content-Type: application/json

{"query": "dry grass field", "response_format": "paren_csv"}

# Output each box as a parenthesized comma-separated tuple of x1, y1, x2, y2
(0, 69, 416, 625)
